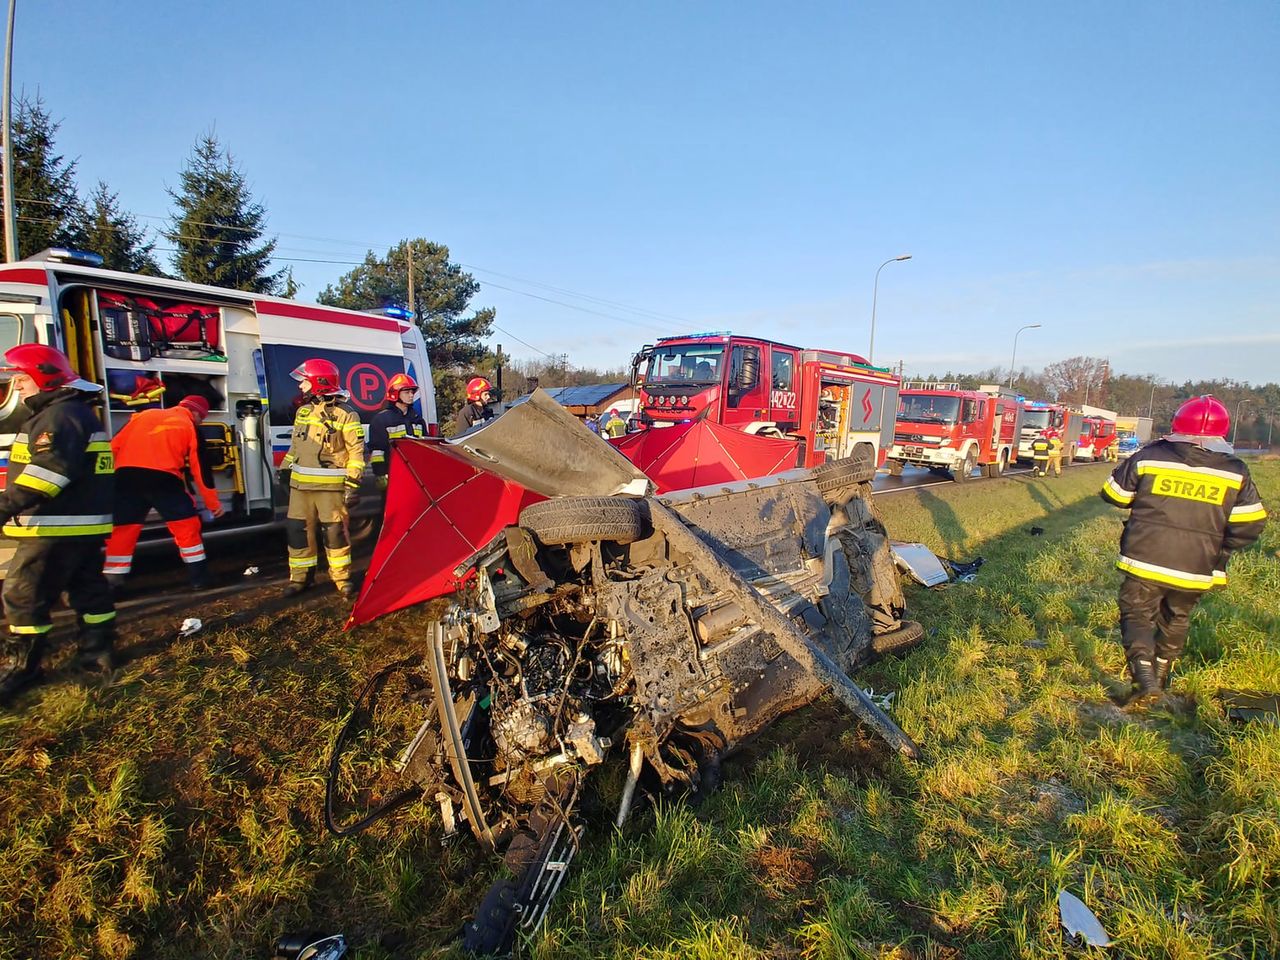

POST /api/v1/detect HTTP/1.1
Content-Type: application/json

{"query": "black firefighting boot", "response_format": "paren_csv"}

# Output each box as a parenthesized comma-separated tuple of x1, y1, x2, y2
(75, 627, 117, 677)
(1126, 656, 1163, 705)
(284, 570, 315, 598)
(0, 636, 45, 705)
(1154, 656, 1176, 690)
(187, 560, 212, 591)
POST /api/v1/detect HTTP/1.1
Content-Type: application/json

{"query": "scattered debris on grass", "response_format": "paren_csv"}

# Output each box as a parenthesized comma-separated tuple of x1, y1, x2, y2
(178, 617, 202, 637)
(1058, 889, 1112, 947)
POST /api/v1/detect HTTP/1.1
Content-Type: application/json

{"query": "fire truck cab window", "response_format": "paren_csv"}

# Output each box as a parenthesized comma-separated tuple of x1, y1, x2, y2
(961, 399, 981, 423)
(0, 314, 18, 405)
(898, 395, 960, 424)
(771, 350, 794, 391)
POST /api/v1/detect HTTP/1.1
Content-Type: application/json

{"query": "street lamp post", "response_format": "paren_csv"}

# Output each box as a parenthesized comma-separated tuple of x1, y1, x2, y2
(1232, 398, 1252, 447)
(1148, 378, 1158, 419)
(1007, 324, 1041, 388)
(868, 254, 911, 365)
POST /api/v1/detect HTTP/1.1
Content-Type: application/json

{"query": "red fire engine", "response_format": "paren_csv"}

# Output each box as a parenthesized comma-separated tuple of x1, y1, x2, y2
(886, 383, 1023, 482)
(631, 333, 900, 468)
(1075, 416, 1118, 461)
(1017, 401, 1088, 464)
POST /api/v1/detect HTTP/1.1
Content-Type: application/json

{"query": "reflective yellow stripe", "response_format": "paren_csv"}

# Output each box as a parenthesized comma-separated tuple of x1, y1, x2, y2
(291, 474, 344, 486)
(328, 553, 353, 568)
(288, 556, 318, 569)
(14, 473, 63, 496)
(1228, 503, 1267, 523)
(3, 524, 113, 537)
(1117, 557, 1214, 591)
(1101, 477, 1134, 505)
(370, 452, 386, 463)
(342, 423, 363, 432)
(1136, 461, 1242, 490)
(9, 623, 53, 635)
(387, 426, 408, 438)
(9, 441, 29, 464)
(86, 441, 112, 453)
(82, 611, 116, 624)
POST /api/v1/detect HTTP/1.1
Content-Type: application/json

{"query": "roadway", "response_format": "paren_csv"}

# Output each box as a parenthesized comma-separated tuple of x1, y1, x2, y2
(871, 458, 1096, 495)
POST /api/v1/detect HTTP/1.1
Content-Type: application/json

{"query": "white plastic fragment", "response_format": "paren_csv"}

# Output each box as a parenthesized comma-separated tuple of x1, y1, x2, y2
(243, 566, 259, 577)
(179, 617, 203, 637)
(1058, 889, 1111, 947)
(889, 542, 950, 587)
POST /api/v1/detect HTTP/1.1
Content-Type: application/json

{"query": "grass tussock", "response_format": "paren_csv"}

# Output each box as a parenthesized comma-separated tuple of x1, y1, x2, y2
(1, 462, 1278, 959)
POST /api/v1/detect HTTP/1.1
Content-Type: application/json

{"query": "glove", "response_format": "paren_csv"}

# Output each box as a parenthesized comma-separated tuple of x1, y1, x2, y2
(277, 468, 291, 489)
(203, 497, 225, 520)
(376, 475, 389, 492)
(344, 479, 361, 508)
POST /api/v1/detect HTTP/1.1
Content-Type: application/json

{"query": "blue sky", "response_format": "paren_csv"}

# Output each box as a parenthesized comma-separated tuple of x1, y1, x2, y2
(19, 1, 1280, 383)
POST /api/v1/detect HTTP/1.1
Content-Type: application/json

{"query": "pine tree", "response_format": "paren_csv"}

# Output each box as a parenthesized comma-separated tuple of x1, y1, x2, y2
(1, 94, 86, 257)
(166, 134, 282, 292)
(82, 182, 160, 274)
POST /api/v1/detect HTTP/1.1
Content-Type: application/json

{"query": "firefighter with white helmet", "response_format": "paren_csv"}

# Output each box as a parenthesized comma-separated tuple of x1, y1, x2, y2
(454, 376, 494, 434)
(279, 358, 366, 599)
(1101, 395, 1267, 703)
(0, 344, 116, 702)
(368, 373, 427, 489)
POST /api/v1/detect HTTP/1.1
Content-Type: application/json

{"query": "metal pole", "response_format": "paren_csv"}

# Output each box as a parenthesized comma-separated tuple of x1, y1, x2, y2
(1007, 323, 1041, 388)
(2, 0, 17, 262)
(1268, 411, 1273, 448)
(1232, 399, 1251, 447)
(406, 242, 415, 317)
(868, 254, 910, 365)
(1148, 379, 1156, 418)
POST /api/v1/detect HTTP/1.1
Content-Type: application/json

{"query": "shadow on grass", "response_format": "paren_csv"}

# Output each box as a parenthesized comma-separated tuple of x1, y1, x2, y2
(914, 489, 967, 559)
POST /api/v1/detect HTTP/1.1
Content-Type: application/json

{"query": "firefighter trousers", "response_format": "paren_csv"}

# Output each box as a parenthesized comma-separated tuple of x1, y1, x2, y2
(1032, 455, 1048, 476)
(1046, 455, 1062, 476)
(104, 468, 206, 578)
(1, 537, 117, 681)
(1118, 574, 1202, 665)
(286, 489, 352, 585)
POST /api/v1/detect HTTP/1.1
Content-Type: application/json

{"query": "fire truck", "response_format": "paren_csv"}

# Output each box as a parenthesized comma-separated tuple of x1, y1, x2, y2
(1017, 401, 1087, 464)
(885, 383, 1023, 482)
(0, 249, 437, 550)
(1074, 416, 1118, 461)
(631, 332, 899, 468)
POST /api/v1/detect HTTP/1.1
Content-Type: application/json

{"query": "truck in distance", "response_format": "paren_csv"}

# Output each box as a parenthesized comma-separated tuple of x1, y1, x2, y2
(885, 382, 1022, 482)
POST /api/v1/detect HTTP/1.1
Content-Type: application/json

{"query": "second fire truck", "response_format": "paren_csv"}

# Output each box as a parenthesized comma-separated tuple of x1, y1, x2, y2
(631, 332, 900, 468)
(885, 383, 1023, 482)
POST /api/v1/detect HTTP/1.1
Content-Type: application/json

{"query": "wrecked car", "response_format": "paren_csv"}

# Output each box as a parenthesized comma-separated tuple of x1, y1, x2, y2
(329, 392, 924, 954)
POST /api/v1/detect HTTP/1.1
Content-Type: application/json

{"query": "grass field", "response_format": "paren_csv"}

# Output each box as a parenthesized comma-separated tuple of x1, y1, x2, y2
(1, 462, 1277, 959)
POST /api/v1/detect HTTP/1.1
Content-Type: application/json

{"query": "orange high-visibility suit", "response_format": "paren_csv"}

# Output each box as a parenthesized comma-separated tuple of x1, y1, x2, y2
(102, 405, 221, 586)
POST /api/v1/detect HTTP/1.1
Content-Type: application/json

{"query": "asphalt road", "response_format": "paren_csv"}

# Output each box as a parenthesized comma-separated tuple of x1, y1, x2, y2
(872, 461, 1035, 495)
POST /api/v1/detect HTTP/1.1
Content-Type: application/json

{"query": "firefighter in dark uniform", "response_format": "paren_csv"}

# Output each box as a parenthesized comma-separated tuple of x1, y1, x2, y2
(0, 345, 116, 702)
(454, 377, 493, 434)
(368, 373, 427, 490)
(1030, 431, 1050, 477)
(1101, 395, 1267, 702)
(278, 359, 366, 599)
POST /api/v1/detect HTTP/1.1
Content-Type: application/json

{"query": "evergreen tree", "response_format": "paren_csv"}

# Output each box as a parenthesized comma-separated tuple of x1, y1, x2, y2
(82, 182, 160, 274)
(318, 238, 496, 414)
(1, 94, 85, 257)
(166, 134, 282, 292)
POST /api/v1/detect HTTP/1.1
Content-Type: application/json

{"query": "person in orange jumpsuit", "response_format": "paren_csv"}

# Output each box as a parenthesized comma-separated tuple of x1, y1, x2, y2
(102, 395, 224, 591)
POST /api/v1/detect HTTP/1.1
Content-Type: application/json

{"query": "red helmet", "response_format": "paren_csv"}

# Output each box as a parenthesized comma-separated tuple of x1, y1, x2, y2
(1171, 395, 1230, 438)
(0, 343, 97, 392)
(291, 358, 341, 396)
(386, 372, 419, 401)
(178, 395, 211, 419)
(466, 377, 493, 402)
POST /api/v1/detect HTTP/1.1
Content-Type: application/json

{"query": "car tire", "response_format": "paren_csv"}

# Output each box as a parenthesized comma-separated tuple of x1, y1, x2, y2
(518, 496, 649, 545)
(871, 620, 926, 657)
(813, 448, 876, 504)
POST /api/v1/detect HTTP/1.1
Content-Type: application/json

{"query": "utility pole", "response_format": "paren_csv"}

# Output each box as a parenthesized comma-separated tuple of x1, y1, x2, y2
(2, 0, 18, 262)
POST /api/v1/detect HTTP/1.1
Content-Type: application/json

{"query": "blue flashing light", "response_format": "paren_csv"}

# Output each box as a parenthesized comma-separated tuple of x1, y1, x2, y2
(659, 330, 732, 341)
(48, 247, 105, 267)
(383, 306, 414, 320)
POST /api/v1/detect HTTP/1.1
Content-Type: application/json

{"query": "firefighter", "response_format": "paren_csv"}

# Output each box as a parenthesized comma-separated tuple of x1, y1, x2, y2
(454, 377, 493, 434)
(602, 408, 628, 438)
(1030, 431, 1051, 476)
(279, 359, 366, 599)
(368, 373, 427, 490)
(1100, 395, 1267, 703)
(102, 395, 224, 591)
(1046, 428, 1064, 477)
(0, 345, 116, 702)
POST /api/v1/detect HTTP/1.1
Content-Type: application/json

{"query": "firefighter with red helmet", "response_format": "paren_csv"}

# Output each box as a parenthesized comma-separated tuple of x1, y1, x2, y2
(454, 376, 494, 434)
(368, 373, 427, 489)
(1101, 395, 1267, 703)
(278, 359, 366, 599)
(102, 395, 224, 592)
(0, 344, 116, 702)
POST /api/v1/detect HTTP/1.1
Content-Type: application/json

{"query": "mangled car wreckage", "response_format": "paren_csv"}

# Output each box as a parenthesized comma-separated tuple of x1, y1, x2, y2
(331, 392, 923, 953)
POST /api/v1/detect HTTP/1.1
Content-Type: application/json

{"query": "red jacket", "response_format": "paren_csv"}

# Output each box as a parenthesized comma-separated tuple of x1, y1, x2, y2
(111, 407, 219, 512)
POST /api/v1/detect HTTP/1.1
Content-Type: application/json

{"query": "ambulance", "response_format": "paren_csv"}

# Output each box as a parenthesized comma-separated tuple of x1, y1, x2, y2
(0, 248, 437, 554)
